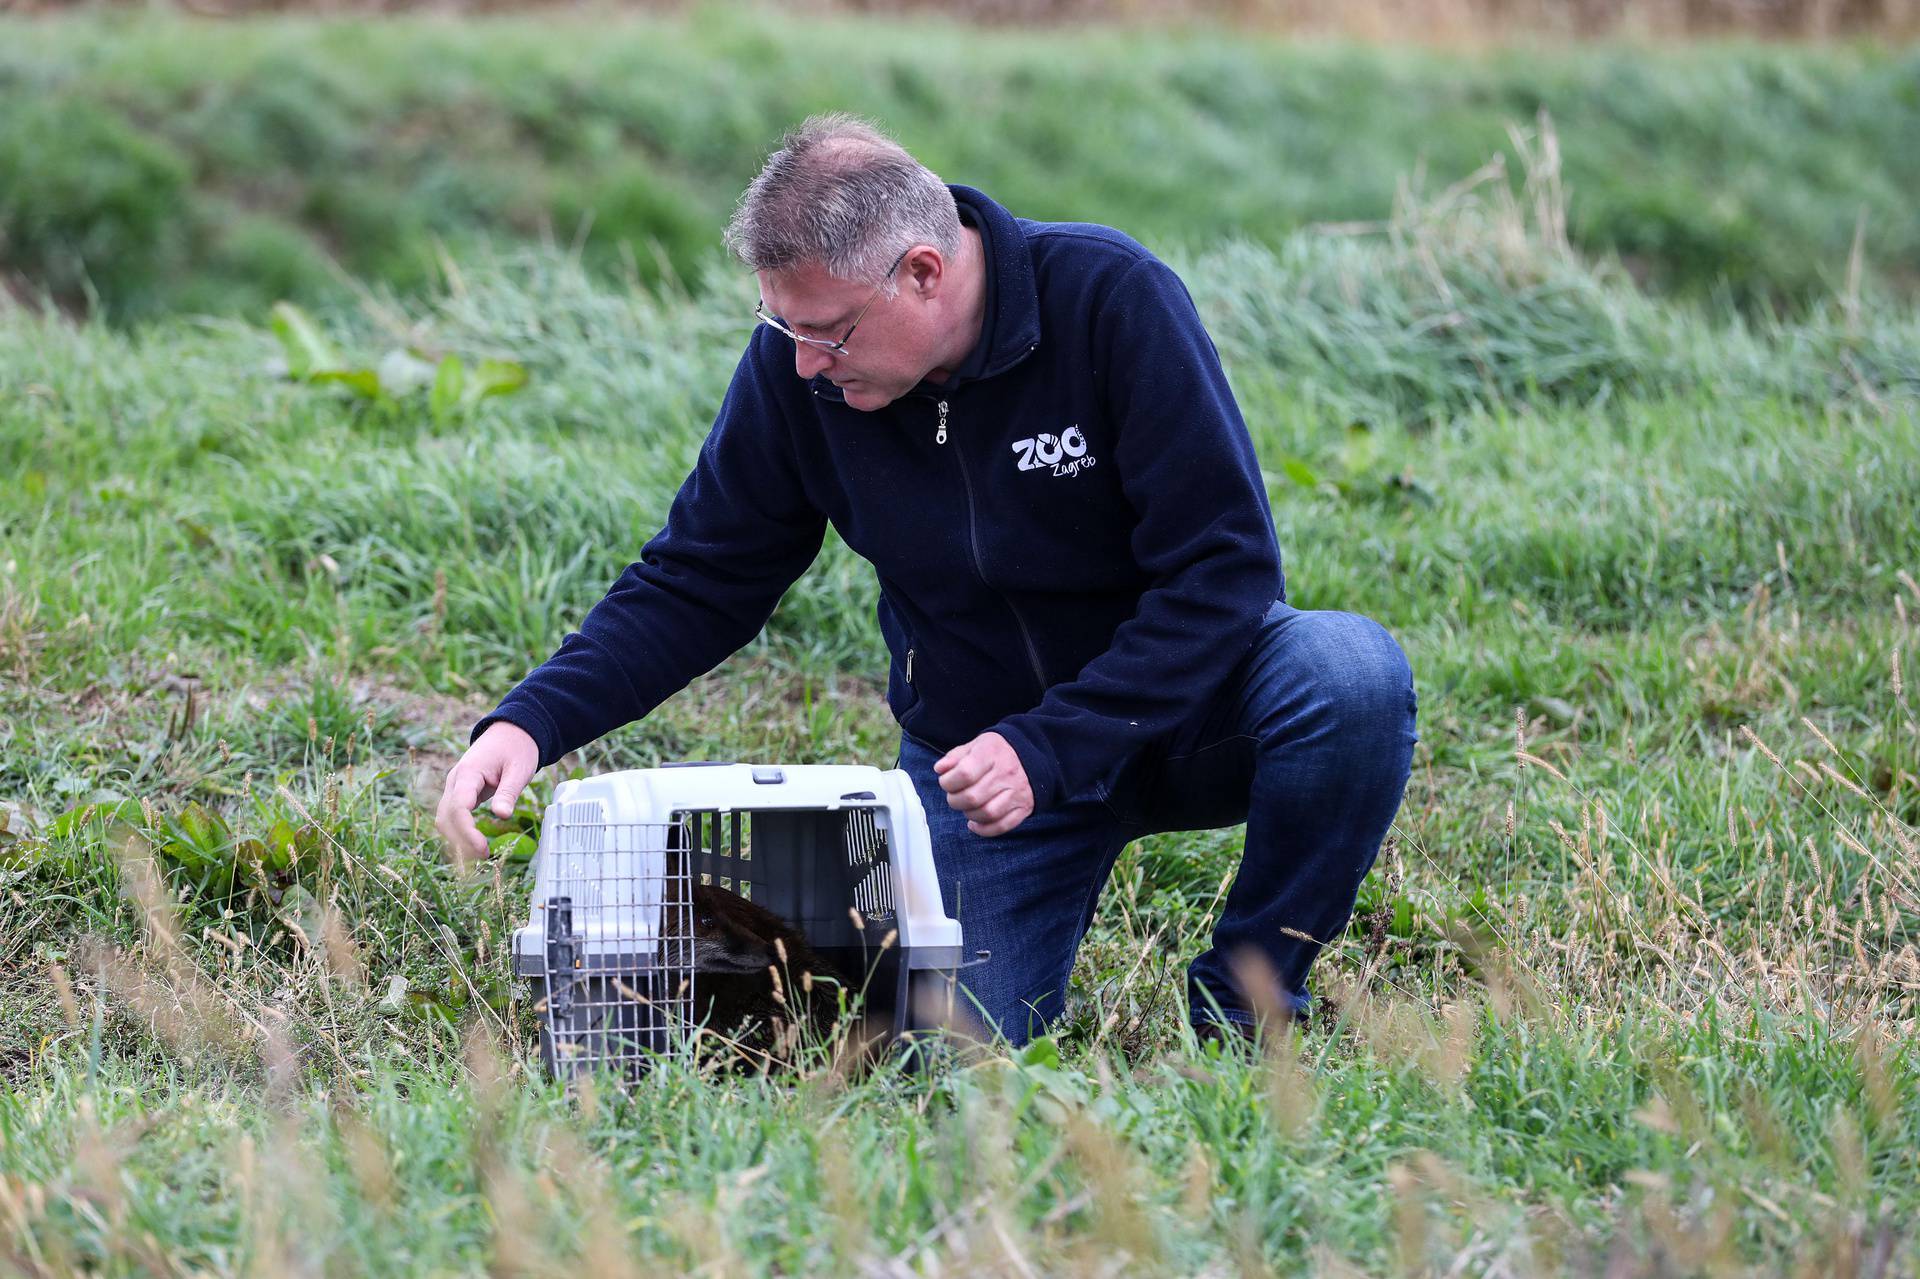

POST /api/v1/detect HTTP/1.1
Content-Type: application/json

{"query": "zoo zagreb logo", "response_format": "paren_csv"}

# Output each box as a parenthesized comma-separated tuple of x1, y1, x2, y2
(1011, 425, 1096, 478)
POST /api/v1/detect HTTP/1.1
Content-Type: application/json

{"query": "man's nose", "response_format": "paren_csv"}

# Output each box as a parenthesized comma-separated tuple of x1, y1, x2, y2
(793, 341, 835, 381)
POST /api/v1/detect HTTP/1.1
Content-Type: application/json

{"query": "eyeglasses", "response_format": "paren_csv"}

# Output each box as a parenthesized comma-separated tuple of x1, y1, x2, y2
(755, 246, 912, 355)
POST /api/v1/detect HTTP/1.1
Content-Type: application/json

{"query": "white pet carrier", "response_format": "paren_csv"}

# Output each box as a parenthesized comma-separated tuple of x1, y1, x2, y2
(511, 762, 977, 1077)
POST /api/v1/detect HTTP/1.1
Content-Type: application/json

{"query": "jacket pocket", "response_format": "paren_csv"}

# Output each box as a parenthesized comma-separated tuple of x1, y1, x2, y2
(890, 642, 922, 718)
(877, 597, 921, 721)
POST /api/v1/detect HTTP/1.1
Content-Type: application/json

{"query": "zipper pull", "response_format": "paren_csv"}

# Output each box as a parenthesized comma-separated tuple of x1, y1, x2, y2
(935, 400, 949, 446)
(905, 648, 915, 683)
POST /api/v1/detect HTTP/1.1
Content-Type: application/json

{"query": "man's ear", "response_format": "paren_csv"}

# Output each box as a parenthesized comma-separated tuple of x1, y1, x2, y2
(905, 246, 945, 299)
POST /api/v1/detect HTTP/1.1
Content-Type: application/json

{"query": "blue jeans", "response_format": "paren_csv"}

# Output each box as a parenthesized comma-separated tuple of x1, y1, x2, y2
(897, 600, 1416, 1045)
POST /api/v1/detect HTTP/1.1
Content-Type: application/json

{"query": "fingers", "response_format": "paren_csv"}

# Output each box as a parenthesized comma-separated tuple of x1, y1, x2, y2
(491, 749, 537, 820)
(933, 742, 976, 785)
(934, 733, 1034, 837)
(436, 765, 489, 866)
(437, 720, 542, 864)
(971, 789, 1021, 822)
(948, 768, 1021, 818)
(948, 777, 1012, 815)
(968, 798, 1033, 838)
(936, 745, 992, 797)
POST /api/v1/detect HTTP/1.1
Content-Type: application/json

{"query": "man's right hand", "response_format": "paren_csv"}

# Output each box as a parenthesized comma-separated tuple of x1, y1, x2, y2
(436, 720, 540, 864)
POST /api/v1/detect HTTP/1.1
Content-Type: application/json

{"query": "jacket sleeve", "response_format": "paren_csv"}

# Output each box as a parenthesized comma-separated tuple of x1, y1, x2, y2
(990, 256, 1283, 812)
(472, 338, 827, 767)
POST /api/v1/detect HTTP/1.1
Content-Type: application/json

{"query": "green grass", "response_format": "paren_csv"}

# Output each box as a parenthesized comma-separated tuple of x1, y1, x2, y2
(3, 11, 1919, 320)
(2, 132, 1919, 1275)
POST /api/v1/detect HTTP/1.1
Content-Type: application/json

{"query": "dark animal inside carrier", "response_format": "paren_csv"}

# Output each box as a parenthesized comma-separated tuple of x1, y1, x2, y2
(512, 764, 974, 1078)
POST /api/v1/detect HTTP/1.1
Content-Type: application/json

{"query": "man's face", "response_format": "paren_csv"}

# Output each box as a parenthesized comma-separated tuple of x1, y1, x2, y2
(755, 252, 940, 412)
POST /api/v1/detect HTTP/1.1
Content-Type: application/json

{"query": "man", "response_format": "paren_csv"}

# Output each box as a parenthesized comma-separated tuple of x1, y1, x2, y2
(437, 115, 1416, 1046)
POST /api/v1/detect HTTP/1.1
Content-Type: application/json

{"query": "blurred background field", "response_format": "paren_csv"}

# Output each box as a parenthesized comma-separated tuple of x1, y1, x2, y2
(3, 6, 1920, 1276)
(4, 12, 1920, 320)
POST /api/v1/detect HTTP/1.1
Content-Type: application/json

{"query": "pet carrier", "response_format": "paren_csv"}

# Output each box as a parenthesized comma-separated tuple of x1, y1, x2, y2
(511, 762, 977, 1078)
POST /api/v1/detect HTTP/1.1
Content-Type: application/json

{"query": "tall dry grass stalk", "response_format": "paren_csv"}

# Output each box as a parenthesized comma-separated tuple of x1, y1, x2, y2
(83, 842, 271, 1074)
(0, 577, 42, 684)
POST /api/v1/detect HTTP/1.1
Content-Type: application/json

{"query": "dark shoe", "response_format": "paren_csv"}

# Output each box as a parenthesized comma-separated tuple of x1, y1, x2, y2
(1191, 1018, 1262, 1053)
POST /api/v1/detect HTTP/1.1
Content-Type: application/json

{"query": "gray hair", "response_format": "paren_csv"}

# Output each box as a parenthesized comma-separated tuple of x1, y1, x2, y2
(723, 113, 961, 298)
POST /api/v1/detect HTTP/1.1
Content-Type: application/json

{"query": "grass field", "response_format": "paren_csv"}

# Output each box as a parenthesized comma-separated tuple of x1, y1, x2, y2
(4, 36, 1920, 1275)
(5, 12, 1920, 321)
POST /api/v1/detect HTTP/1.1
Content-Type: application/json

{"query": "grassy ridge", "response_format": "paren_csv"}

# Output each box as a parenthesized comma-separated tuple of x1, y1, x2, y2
(3, 11, 1919, 320)
(4, 176, 1916, 700)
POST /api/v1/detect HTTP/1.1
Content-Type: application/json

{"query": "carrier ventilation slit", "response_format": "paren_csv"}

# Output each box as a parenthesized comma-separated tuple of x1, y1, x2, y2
(844, 809, 896, 922)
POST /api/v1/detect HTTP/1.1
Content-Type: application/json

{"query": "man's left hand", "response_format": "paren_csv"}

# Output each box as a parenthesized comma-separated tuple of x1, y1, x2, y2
(934, 731, 1035, 837)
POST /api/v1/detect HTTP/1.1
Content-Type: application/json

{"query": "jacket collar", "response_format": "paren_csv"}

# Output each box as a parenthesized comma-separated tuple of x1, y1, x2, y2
(810, 183, 1041, 404)
(941, 183, 1043, 385)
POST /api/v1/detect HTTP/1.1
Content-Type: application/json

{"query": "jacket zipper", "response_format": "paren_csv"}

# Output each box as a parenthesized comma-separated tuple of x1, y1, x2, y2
(939, 398, 1049, 700)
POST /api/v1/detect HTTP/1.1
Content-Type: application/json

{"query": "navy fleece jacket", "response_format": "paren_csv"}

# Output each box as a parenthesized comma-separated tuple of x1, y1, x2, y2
(474, 184, 1284, 813)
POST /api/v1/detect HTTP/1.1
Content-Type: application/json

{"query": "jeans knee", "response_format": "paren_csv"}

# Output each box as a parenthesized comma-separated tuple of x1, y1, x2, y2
(1337, 614, 1415, 738)
(1257, 610, 1415, 749)
(1354, 614, 1414, 702)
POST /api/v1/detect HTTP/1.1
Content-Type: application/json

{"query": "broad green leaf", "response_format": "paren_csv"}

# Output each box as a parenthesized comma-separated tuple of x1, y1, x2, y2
(1277, 455, 1321, 489)
(289, 824, 326, 874)
(1018, 1037, 1061, 1069)
(430, 353, 465, 424)
(309, 369, 384, 401)
(406, 987, 460, 1027)
(1391, 897, 1415, 938)
(50, 798, 142, 839)
(266, 819, 299, 872)
(468, 358, 528, 401)
(269, 302, 339, 380)
(489, 831, 537, 862)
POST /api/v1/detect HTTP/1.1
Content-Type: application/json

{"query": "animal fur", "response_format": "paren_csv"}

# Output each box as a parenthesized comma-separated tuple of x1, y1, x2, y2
(675, 883, 847, 1068)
